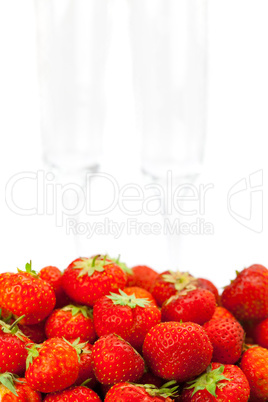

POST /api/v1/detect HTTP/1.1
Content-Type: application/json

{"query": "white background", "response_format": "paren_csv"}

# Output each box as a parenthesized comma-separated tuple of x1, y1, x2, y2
(0, 0, 268, 290)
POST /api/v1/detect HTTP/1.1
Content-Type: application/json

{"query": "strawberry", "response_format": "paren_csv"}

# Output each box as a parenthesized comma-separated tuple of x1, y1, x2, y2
(39, 265, 71, 308)
(91, 333, 145, 385)
(138, 371, 165, 388)
(210, 306, 236, 321)
(152, 271, 198, 307)
(104, 381, 179, 402)
(45, 305, 96, 343)
(62, 256, 127, 306)
(128, 265, 159, 292)
(0, 318, 32, 375)
(197, 278, 220, 305)
(69, 339, 97, 388)
(0, 262, 56, 325)
(43, 385, 102, 402)
(203, 318, 245, 364)
(180, 363, 250, 401)
(252, 317, 268, 348)
(161, 287, 216, 325)
(93, 289, 161, 352)
(240, 346, 268, 401)
(18, 321, 46, 344)
(0, 373, 42, 402)
(143, 322, 213, 382)
(123, 286, 157, 306)
(221, 264, 268, 321)
(25, 337, 79, 393)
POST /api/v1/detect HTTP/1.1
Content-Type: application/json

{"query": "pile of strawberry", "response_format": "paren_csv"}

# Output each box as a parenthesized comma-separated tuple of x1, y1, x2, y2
(0, 256, 267, 401)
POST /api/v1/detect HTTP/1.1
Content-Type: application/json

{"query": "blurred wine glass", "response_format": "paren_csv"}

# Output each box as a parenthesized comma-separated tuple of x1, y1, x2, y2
(129, 0, 207, 266)
(35, 0, 109, 174)
(35, 0, 110, 261)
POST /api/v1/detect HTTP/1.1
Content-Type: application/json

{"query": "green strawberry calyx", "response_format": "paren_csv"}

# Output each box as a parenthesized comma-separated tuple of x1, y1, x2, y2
(64, 337, 91, 361)
(0, 315, 27, 342)
(185, 364, 231, 397)
(0, 308, 13, 323)
(62, 304, 93, 318)
(26, 344, 42, 369)
(73, 255, 106, 277)
(107, 254, 133, 275)
(0, 373, 23, 397)
(17, 261, 38, 277)
(107, 289, 151, 308)
(134, 380, 179, 398)
(162, 271, 197, 293)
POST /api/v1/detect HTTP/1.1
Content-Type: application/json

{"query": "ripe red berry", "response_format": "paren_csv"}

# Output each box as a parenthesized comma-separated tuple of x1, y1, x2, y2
(91, 334, 145, 385)
(143, 322, 213, 382)
(161, 287, 216, 325)
(43, 385, 102, 402)
(240, 346, 268, 401)
(45, 305, 96, 343)
(25, 338, 79, 393)
(62, 256, 127, 307)
(181, 363, 250, 401)
(221, 264, 268, 321)
(0, 262, 56, 325)
(203, 318, 245, 364)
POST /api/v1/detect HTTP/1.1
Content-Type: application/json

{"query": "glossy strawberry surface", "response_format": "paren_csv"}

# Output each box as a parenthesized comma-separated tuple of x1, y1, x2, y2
(91, 334, 145, 385)
(203, 318, 244, 364)
(45, 306, 96, 343)
(43, 386, 102, 401)
(25, 337, 79, 393)
(161, 288, 216, 325)
(62, 257, 127, 306)
(240, 346, 268, 401)
(221, 264, 268, 321)
(143, 322, 213, 382)
(0, 270, 56, 325)
(180, 363, 250, 401)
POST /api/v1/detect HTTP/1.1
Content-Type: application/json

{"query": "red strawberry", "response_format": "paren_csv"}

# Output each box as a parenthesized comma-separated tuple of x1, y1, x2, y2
(25, 337, 79, 393)
(0, 373, 42, 402)
(197, 278, 220, 305)
(128, 265, 159, 292)
(69, 339, 97, 388)
(18, 321, 46, 344)
(93, 289, 161, 352)
(221, 264, 268, 321)
(123, 286, 157, 306)
(143, 322, 213, 382)
(152, 271, 198, 307)
(0, 262, 56, 325)
(252, 317, 268, 348)
(62, 256, 127, 306)
(240, 346, 268, 401)
(138, 371, 165, 388)
(91, 334, 145, 385)
(210, 306, 236, 321)
(180, 363, 250, 401)
(39, 265, 71, 308)
(0, 318, 32, 375)
(161, 287, 216, 325)
(203, 318, 245, 364)
(43, 385, 101, 402)
(104, 381, 179, 402)
(45, 305, 96, 343)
